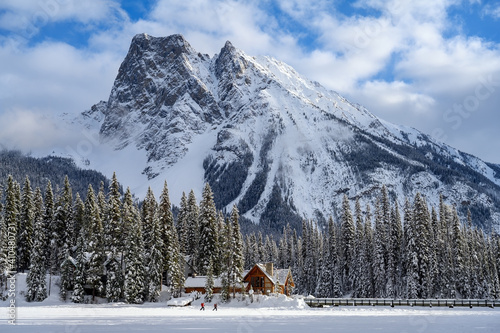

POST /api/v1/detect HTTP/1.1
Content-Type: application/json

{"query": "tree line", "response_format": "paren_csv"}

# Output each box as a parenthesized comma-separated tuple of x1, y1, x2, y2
(1, 173, 499, 302)
(0, 174, 244, 304)
(242, 187, 500, 299)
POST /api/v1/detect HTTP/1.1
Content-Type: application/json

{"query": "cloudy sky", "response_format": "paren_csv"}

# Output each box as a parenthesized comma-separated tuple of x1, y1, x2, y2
(1, 0, 499, 163)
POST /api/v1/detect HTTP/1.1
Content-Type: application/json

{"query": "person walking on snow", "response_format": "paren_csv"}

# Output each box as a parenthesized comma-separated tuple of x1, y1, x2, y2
(213, 303, 218, 311)
(200, 303, 205, 311)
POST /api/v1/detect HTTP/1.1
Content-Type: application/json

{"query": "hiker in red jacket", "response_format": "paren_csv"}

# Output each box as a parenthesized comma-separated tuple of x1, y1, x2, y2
(200, 303, 205, 311)
(213, 303, 218, 311)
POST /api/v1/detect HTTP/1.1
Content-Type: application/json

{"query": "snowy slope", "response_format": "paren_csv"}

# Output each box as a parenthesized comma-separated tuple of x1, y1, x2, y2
(65, 33, 500, 231)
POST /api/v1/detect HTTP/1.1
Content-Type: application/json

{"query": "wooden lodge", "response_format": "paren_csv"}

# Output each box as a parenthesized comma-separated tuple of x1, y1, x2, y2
(242, 263, 295, 296)
(183, 263, 295, 296)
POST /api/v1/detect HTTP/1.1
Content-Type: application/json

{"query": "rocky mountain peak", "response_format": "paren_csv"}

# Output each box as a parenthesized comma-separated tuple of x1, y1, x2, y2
(78, 34, 500, 233)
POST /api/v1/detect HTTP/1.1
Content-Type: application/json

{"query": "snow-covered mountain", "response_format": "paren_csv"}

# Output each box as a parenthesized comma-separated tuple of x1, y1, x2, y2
(72, 33, 500, 231)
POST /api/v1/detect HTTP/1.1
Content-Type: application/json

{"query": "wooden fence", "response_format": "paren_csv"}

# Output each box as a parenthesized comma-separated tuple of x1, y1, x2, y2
(304, 298, 499, 308)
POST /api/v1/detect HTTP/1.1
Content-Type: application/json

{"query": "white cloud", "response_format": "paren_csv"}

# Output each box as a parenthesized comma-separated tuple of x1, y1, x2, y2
(0, 109, 67, 151)
(482, 3, 500, 19)
(0, 0, 127, 40)
(1, 0, 499, 163)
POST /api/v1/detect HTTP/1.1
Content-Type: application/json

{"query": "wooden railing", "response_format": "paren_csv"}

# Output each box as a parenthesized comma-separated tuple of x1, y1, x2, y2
(304, 298, 499, 308)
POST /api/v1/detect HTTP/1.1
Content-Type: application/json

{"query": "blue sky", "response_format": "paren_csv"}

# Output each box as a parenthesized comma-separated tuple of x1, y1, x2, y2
(0, 0, 499, 164)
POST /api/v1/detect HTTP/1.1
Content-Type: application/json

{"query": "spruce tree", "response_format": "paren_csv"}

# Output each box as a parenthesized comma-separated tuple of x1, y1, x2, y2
(71, 230, 86, 303)
(340, 194, 355, 292)
(26, 187, 48, 302)
(4, 176, 19, 272)
(176, 192, 189, 254)
(72, 193, 85, 247)
(230, 205, 245, 296)
(220, 217, 232, 303)
(159, 181, 184, 297)
(197, 183, 218, 275)
(84, 185, 105, 301)
(52, 176, 73, 274)
(362, 206, 374, 297)
(185, 190, 199, 259)
(373, 198, 386, 297)
(205, 257, 215, 303)
(123, 188, 145, 304)
(18, 176, 34, 272)
(142, 187, 163, 302)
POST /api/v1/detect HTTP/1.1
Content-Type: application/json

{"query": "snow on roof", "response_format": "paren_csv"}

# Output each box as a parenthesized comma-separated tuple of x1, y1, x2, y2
(273, 269, 290, 285)
(251, 264, 291, 286)
(184, 276, 223, 288)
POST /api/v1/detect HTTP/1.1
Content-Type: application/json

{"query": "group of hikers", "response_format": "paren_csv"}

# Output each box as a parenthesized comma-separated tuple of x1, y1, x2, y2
(200, 303, 217, 311)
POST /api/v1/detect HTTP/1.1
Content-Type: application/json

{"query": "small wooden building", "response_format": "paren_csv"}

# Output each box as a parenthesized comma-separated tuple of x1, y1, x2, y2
(242, 263, 295, 296)
(184, 276, 224, 294)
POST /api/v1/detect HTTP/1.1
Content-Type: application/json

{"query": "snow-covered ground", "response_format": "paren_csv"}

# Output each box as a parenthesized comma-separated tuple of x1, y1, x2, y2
(2, 301, 499, 333)
(2, 274, 499, 332)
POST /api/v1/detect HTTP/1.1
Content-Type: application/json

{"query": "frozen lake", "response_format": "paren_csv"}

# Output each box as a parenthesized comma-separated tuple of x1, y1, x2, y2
(2, 304, 499, 333)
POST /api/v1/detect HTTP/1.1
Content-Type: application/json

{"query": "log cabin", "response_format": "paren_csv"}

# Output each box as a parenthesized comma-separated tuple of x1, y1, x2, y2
(242, 263, 295, 296)
(183, 263, 295, 296)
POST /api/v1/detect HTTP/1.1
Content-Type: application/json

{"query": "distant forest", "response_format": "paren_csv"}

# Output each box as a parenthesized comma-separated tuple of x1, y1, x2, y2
(0, 150, 110, 198)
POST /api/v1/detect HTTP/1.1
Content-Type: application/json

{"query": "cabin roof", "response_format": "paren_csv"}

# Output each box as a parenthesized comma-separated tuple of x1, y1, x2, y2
(243, 264, 292, 286)
(184, 276, 223, 288)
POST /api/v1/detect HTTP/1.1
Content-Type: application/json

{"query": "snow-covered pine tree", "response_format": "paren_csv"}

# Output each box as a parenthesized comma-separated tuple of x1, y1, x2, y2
(487, 237, 500, 299)
(326, 216, 342, 297)
(197, 183, 218, 275)
(340, 194, 355, 292)
(105, 257, 123, 302)
(450, 205, 467, 298)
(278, 227, 288, 269)
(18, 176, 34, 272)
(315, 253, 331, 298)
(123, 187, 145, 304)
(429, 206, 440, 297)
(52, 176, 73, 274)
(389, 201, 403, 297)
(372, 198, 386, 298)
(205, 257, 215, 303)
(185, 190, 199, 259)
(72, 193, 85, 248)
(84, 185, 105, 301)
(71, 230, 86, 303)
(220, 217, 232, 303)
(159, 181, 184, 297)
(176, 192, 189, 254)
(362, 206, 374, 297)
(142, 187, 163, 302)
(26, 187, 48, 302)
(404, 197, 418, 299)
(352, 199, 364, 297)
(59, 255, 75, 301)
(230, 205, 245, 297)
(4, 176, 19, 273)
(301, 220, 314, 295)
(43, 181, 55, 268)
(97, 181, 107, 227)
(105, 173, 124, 302)
(105, 172, 122, 254)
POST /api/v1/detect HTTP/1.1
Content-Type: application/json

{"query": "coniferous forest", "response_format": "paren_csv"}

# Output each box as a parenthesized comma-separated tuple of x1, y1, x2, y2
(0, 174, 499, 304)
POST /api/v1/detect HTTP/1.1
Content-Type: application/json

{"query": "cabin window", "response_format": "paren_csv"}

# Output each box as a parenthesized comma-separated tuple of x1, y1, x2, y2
(251, 277, 264, 288)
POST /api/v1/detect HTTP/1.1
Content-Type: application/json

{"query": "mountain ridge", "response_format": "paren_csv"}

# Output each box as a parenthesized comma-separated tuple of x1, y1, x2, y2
(69, 33, 500, 232)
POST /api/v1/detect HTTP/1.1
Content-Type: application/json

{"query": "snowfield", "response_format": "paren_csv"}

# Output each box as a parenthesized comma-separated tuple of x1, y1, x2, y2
(1, 274, 499, 332)
(2, 297, 499, 332)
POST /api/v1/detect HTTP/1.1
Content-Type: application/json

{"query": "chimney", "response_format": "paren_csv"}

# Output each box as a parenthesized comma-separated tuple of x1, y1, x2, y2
(265, 262, 273, 276)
